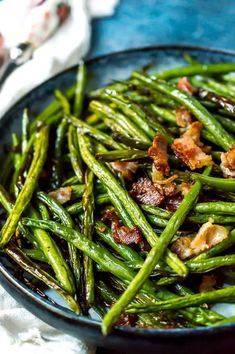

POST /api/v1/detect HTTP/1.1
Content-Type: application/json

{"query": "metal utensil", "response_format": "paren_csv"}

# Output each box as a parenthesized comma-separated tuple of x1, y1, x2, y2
(0, 0, 70, 89)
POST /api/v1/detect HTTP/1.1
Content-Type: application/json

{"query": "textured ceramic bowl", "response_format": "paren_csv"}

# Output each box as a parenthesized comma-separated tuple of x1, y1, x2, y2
(1, 45, 235, 354)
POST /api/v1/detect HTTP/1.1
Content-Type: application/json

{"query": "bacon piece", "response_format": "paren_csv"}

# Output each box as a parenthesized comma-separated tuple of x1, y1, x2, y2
(111, 161, 138, 181)
(116, 314, 138, 327)
(171, 135, 213, 170)
(220, 144, 235, 177)
(165, 193, 183, 212)
(102, 210, 143, 245)
(171, 220, 228, 260)
(148, 133, 170, 179)
(190, 220, 228, 254)
(177, 182, 192, 196)
(129, 177, 164, 206)
(176, 108, 193, 128)
(49, 186, 72, 204)
(199, 274, 217, 293)
(171, 236, 194, 260)
(177, 77, 195, 94)
(183, 121, 203, 146)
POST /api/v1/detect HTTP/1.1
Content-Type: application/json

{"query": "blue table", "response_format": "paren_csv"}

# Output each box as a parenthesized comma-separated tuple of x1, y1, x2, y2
(88, 0, 235, 59)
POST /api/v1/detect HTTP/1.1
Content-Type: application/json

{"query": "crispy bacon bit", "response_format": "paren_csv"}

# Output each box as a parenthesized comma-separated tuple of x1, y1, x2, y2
(190, 219, 228, 254)
(177, 77, 195, 94)
(111, 161, 138, 181)
(220, 144, 235, 177)
(129, 177, 164, 206)
(171, 219, 228, 260)
(148, 133, 170, 180)
(49, 186, 72, 204)
(171, 236, 194, 260)
(165, 193, 183, 212)
(140, 239, 151, 252)
(177, 182, 192, 196)
(199, 274, 217, 293)
(102, 210, 143, 245)
(183, 121, 203, 146)
(171, 135, 213, 170)
(116, 314, 138, 327)
(176, 108, 193, 128)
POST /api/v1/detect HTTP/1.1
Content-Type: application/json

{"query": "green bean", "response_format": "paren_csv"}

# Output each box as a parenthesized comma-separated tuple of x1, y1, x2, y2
(97, 280, 164, 328)
(68, 125, 83, 183)
(78, 134, 187, 276)
(21, 217, 224, 328)
(37, 200, 50, 220)
(101, 167, 211, 334)
(30, 84, 75, 133)
(201, 129, 221, 146)
(0, 125, 49, 248)
(214, 316, 235, 326)
(11, 134, 21, 170)
(90, 101, 151, 143)
(215, 114, 235, 133)
(190, 77, 235, 99)
(0, 185, 35, 245)
(67, 193, 108, 215)
(23, 248, 48, 262)
(112, 133, 150, 150)
(29, 206, 76, 294)
(5, 244, 80, 314)
(192, 174, 235, 192)
(22, 109, 29, 154)
(82, 169, 95, 306)
(187, 254, 235, 272)
(133, 72, 235, 150)
(103, 90, 155, 137)
(51, 118, 68, 188)
(151, 104, 176, 124)
(195, 202, 235, 215)
(126, 286, 235, 313)
(155, 63, 235, 80)
(21, 218, 156, 293)
(63, 175, 80, 186)
(141, 204, 172, 219)
(147, 214, 168, 228)
(11, 133, 35, 194)
(68, 114, 123, 150)
(96, 149, 148, 162)
(188, 214, 235, 224)
(36, 191, 82, 294)
(71, 184, 85, 199)
(112, 277, 223, 326)
(74, 62, 86, 116)
(89, 81, 129, 99)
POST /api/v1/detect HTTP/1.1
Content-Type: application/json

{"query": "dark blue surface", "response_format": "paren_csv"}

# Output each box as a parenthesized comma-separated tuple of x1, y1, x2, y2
(88, 0, 235, 58)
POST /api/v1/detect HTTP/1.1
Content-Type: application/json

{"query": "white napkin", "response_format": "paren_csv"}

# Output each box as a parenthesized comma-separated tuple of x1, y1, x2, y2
(0, 0, 119, 116)
(0, 0, 119, 353)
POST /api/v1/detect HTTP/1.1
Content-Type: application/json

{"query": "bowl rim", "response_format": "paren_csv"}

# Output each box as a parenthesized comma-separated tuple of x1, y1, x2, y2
(1, 43, 235, 338)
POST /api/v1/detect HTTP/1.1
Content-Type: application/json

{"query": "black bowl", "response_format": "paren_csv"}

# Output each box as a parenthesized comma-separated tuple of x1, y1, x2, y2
(1, 45, 235, 354)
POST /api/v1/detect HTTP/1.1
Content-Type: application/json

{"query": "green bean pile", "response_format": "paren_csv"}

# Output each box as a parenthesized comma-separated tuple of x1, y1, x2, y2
(2, 58, 235, 335)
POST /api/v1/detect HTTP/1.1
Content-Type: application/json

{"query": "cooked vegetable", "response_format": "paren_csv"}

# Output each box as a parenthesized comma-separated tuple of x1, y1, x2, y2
(3, 59, 235, 335)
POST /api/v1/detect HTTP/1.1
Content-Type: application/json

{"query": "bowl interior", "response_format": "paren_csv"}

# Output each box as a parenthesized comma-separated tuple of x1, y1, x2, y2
(1, 45, 235, 350)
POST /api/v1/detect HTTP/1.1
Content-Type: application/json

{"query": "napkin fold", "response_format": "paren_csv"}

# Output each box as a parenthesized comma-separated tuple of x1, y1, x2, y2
(0, 0, 119, 353)
(0, 0, 119, 116)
